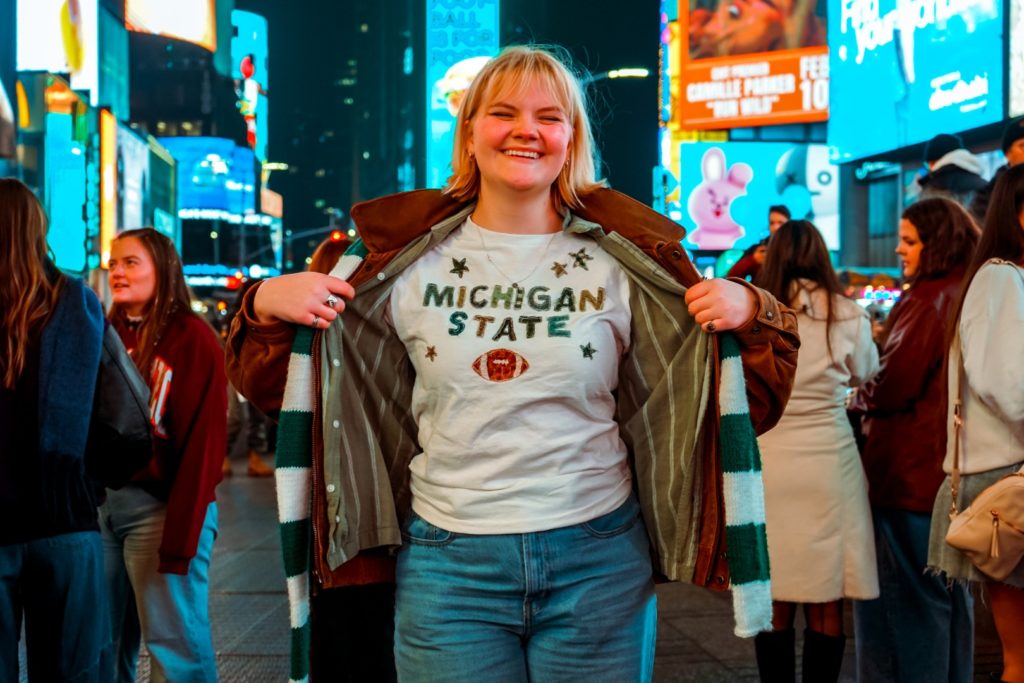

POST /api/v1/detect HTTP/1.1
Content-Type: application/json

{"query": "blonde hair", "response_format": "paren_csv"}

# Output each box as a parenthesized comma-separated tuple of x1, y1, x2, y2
(444, 45, 604, 209)
(0, 179, 65, 389)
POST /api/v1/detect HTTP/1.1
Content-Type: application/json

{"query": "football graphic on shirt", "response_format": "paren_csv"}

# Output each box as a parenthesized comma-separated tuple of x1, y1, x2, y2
(471, 348, 530, 382)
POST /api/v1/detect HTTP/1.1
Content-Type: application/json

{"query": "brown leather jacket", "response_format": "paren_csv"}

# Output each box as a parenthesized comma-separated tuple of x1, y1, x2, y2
(849, 269, 965, 512)
(226, 188, 799, 590)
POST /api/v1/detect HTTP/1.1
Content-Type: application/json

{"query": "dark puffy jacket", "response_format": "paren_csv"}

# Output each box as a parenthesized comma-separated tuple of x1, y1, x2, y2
(848, 269, 965, 512)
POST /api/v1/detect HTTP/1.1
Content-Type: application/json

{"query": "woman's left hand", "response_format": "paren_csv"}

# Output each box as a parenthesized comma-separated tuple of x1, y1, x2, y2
(684, 278, 757, 333)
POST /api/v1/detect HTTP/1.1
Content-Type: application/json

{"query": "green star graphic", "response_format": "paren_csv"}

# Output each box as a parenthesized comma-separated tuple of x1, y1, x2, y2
(551, 261, 568, 277)
(450, 257, 469, 278)
(580, 343, 597, 360)
(569, 248, 594, 271)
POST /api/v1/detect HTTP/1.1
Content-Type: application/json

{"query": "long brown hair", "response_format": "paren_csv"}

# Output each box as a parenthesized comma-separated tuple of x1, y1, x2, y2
(108, 228, 194, 379)
(947, 163, 1024, 351)
(757, 220, 844, 360)
(901, 197, 980, 284)
(0, 179, 66, 389)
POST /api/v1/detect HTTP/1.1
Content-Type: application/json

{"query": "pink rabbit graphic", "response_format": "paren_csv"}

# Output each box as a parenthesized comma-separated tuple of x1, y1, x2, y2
(687, 147, 754, 250)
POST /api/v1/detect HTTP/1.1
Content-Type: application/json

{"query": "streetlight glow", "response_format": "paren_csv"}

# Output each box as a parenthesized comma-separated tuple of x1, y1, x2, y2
(608, 68, 650, 79)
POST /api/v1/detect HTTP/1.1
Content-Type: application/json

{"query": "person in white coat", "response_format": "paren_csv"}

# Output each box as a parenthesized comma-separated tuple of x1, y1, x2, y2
(928, 163, 1024, 683)
(753, 220, 880, 683)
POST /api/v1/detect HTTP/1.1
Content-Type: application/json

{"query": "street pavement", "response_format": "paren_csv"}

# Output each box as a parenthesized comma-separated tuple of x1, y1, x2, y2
(20, 473, 1003, 681)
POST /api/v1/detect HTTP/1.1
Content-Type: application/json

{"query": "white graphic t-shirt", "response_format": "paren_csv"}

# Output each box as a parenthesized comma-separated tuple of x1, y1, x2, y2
(387, 217, 633, 534)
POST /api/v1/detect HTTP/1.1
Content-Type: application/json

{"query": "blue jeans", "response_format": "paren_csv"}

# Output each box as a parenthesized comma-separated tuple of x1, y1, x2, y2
(99, 485, 219, 683)
(394, 495, 657, 683)
(853, 507, 974, 683)
(0, 531, 110, 682)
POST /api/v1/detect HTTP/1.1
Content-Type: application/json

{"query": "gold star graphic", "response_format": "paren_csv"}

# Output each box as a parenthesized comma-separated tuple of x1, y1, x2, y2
(551, 261, 568, 277)
(425, 346, 438, 361)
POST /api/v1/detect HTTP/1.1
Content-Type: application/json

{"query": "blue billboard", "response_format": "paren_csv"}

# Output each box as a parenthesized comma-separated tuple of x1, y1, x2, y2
(0, 0, 14, 161)
(829, 0, 1003, 162)
(231, 10, 269, 161)
(678, 142, 840, 251)
(46, 113, 89, 273)
(157, 136, 257, 216)
(425, 0, 499, 188)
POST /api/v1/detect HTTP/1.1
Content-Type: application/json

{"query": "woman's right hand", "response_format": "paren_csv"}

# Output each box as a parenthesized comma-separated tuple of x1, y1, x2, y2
(253, 272, 356, 329)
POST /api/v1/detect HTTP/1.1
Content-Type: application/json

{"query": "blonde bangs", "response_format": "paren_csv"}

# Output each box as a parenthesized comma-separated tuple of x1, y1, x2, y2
(444, 45, 604, 209)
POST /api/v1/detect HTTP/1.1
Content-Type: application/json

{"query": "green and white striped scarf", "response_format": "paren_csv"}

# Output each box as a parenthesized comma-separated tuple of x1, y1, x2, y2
(273, 245, 771, 681)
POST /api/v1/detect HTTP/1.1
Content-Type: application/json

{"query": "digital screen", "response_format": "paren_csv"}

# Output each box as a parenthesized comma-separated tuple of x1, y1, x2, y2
(1012, 0, 1024, 117)
(675, 142, 839, 251)
(158, 136, 257, 215)
(231, 10, 269, 161)
(117, 123, 151, 232)
(17, 0, 100, 105)
(0, 0, 15, 159)
(100, 109, 117, 267)
(125, 0, 216, 52)
(670, 0, 829, 129)
(424, 0, 499, 188)
(46, 113, 88, 273)
(829, 0, 1003, 162)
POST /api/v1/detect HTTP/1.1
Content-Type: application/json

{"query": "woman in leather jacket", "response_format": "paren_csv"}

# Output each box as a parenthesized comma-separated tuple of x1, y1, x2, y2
(849, 196, 980, 683)
(0, 179, 151, 682)
(228, 46, 799, 682)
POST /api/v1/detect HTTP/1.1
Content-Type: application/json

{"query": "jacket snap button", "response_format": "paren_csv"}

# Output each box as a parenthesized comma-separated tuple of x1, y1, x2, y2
(766, 310, 774, 320)
(326, 484, 336, 493)
(752, 325, 761, 334)
(671, 250, 682, 259)
(715, 575, 726, 585)
(376, 272, 386, 281)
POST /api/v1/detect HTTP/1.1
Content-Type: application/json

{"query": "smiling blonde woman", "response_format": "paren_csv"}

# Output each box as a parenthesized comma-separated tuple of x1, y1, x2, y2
(226, 45, 800, 683)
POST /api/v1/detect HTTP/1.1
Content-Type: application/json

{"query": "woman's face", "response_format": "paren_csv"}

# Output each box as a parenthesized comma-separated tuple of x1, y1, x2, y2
(896, 218, 924, 278)
(467, 79, 572, 201)
(109, 236, 157, 316)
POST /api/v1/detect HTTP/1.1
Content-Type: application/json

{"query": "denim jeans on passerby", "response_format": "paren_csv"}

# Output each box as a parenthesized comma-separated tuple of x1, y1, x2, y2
(853, 507, 974, 683)
(394, 494, 657, 683)
(99, 485, 219, 683)
(0, 531, 110, 682)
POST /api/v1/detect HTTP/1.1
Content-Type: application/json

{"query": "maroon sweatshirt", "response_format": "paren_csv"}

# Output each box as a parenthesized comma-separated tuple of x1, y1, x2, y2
(114, 311, 227, 574)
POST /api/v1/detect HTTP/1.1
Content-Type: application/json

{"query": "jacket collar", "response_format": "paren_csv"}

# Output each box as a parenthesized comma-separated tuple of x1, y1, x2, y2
(349, 187, 688, 254)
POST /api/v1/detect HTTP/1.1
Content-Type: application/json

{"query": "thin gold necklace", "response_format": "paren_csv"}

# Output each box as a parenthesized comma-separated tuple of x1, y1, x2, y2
(474, 221, 559, 289)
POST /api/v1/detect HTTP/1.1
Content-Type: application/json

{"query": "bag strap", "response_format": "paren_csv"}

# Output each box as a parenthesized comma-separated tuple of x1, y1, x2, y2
(949, 261, 1024, 518)
(948, 336, 966, 519)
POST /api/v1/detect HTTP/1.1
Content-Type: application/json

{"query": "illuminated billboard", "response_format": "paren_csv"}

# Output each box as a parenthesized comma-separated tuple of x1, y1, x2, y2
(158, 136, 257, 217)
(829, 0, 1003, 162)
(117, 123, 151, 232)
(100, 109, 117, 267)
(1012, 0, 1024, 117)
(671, 0, 829, 129)
(46, 112, 89, 273)
(669, 141, 839, 251)
(0, 0, 15, 159)
(125, 0, 216, 53)
(425, 0, 499, 188)
(17, 0, 100, 104)
(231, 10, 269, 161)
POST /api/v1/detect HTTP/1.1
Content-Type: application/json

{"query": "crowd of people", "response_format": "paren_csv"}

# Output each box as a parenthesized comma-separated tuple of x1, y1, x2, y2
(1, 44, 1022, 683)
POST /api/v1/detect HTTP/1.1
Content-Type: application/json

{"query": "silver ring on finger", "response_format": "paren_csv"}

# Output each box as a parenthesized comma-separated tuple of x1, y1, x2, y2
(705, 321, 716, 333)
(311, 314, 322, 329)
(324, 294, 339, 308)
